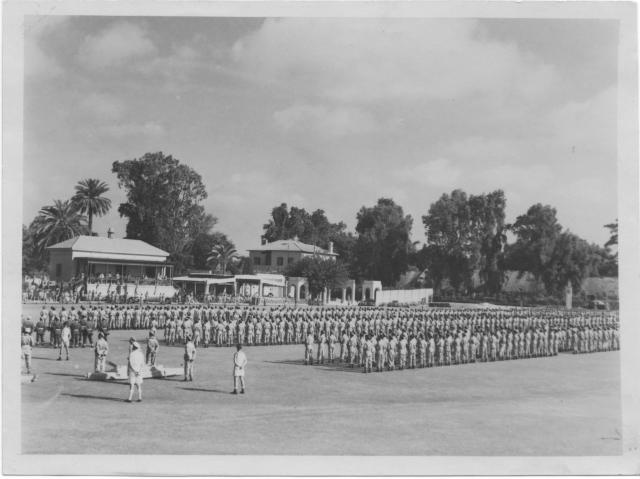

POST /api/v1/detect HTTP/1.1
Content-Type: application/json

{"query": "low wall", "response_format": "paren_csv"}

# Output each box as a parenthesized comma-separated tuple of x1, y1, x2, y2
(375, 288, 433, 305)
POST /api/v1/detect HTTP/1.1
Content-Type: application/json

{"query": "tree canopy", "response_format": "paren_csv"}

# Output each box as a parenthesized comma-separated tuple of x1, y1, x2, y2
(33, 199, 88, 251)
(504, 204, 616, 295)
(263, 204, 349, 247)
(354, 198, 414, 286)
(505, 203, 563, 289)
(604, 219, 618, 248)
(112, 152, 217, 271)
(421, 189, 507, 294)
(71, 178, 111, 235)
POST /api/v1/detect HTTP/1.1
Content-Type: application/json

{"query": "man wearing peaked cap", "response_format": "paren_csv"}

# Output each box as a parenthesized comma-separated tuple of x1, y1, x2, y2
(127, 340, 144, 402)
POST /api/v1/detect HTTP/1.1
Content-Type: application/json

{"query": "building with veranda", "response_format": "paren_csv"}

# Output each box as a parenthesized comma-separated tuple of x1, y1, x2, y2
(46, 234, 177, 299)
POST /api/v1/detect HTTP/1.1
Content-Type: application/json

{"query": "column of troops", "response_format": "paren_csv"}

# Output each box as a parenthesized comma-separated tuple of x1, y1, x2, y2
(24, 304, 619, 372)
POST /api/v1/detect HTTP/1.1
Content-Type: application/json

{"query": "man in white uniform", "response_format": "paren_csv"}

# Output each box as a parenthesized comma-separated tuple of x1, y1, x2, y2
(232, 344, 247, 394)
(127, 340, 144, 402)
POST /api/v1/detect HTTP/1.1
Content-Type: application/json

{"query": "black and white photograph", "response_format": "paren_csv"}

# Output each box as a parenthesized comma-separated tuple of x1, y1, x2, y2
(3, 1, 639, 475)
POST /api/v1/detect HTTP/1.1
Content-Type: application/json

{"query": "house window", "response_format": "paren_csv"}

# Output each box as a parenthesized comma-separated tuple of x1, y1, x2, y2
(55, 264, 62, 278)
(288, 257, 294, 264)
(253, 257, 261, 266)
(265, 252, 272, 266)
(277, 257, 284, 266)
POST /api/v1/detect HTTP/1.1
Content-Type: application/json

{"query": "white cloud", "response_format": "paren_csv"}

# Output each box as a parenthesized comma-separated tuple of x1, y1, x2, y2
(77, 21, 156, 70)
(24, 17, 69, 79)
(95, 121, 165, 139)
(393, 158, 462, 188)
(273, 103, 377, 138)
(232, 18, 556, 105)
(547, 86, 617, 158)
(25, 37, 63, 78)
(79, 93, 125, 121)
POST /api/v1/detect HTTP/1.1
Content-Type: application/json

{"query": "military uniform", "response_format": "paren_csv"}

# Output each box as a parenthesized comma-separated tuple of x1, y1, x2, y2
(183, 338, 196, 381)
(94, 333, 109, 372)
(146, 333, 160, 366)
(21, 330, 34, 374)
(305, 333, 315, 365)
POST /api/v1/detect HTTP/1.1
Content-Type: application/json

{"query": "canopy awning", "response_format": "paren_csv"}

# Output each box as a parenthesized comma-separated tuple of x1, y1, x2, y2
(73, 252, 168, 263)
(173, 276, 234, 285)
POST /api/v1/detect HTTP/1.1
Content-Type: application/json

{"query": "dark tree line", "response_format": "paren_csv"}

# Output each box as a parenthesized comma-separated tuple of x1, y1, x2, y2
(264, 190, 618, 298)
(23, 150, 618, 300)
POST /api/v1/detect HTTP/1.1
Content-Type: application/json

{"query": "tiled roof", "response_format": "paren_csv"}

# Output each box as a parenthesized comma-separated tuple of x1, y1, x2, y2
(248, 239, 337, 255)
(46, 235, 169, 257)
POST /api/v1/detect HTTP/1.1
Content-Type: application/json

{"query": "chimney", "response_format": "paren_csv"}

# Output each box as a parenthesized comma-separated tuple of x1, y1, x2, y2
(328, 241, 334, 254)
(261, 236, 267, 246)
(294, 235, 299, 242)
(107, 228, 114, 239)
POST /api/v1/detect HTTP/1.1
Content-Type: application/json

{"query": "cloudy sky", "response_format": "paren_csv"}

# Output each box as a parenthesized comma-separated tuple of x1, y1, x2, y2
(24, 16, 619, 253)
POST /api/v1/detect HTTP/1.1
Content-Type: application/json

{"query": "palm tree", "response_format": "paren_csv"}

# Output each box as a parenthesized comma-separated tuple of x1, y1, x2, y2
(71, 178, 112, 235)
(207, 243, 239, 275)
(34, 200, 88, 250)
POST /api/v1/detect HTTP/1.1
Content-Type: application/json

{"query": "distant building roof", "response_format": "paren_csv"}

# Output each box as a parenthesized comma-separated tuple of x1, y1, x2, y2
(248, 239, 337, 256)
(46, 235, 169, 261)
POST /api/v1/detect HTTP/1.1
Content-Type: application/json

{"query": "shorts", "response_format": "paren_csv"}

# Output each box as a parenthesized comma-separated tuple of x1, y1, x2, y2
(129, 372, 143, 386)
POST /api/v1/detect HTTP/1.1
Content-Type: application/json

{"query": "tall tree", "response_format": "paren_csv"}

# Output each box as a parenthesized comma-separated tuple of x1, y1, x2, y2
(422, 190, 473, 292)
(263, 203, 290, 242)
(422, 189, 507, 294)
(354, 198, 413, 286)
(468, 190, 507, 294)
(506, 203, 563, 290)
(70, 178, 112, 235)
(33, 200, 88, 251)
(604, 219, 618, 248)
(545, 231, 599, 293)
(23, 224, 48, 274)
(112, 152, 216, 272)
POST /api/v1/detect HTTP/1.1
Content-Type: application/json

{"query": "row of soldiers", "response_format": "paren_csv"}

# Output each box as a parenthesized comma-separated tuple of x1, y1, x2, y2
(303, 322, 619, 372)
(23, 304, 619, 354)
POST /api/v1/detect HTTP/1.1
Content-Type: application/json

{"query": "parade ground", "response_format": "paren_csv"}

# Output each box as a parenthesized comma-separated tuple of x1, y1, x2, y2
(20, 306, 622, 456)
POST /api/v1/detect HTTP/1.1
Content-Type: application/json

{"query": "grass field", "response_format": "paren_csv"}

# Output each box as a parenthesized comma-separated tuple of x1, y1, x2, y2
(21, 304, 622, 455)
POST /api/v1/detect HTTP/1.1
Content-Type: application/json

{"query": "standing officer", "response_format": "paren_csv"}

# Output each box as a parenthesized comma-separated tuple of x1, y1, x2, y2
(58, 322, 71, 361)
(35, 317, 46, 346)
(21, 327, 34, 375)
(305, 331, 315, 365)
(232, 344, 247, 394)
(317, 331, 327, 364)
(94, 332, 109, 372)
(146, 331, 160, 367)
(183, 335, 196, 381)
(126, 340, 144, 402)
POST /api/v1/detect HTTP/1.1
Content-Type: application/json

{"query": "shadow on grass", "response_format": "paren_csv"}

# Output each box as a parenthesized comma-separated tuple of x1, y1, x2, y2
(178, 387, 229, 394)
(46, 372, 84, 378)
(32, 356, 60, 361)
(265, 359, 362, 373)
(61, 393, 128, 403)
